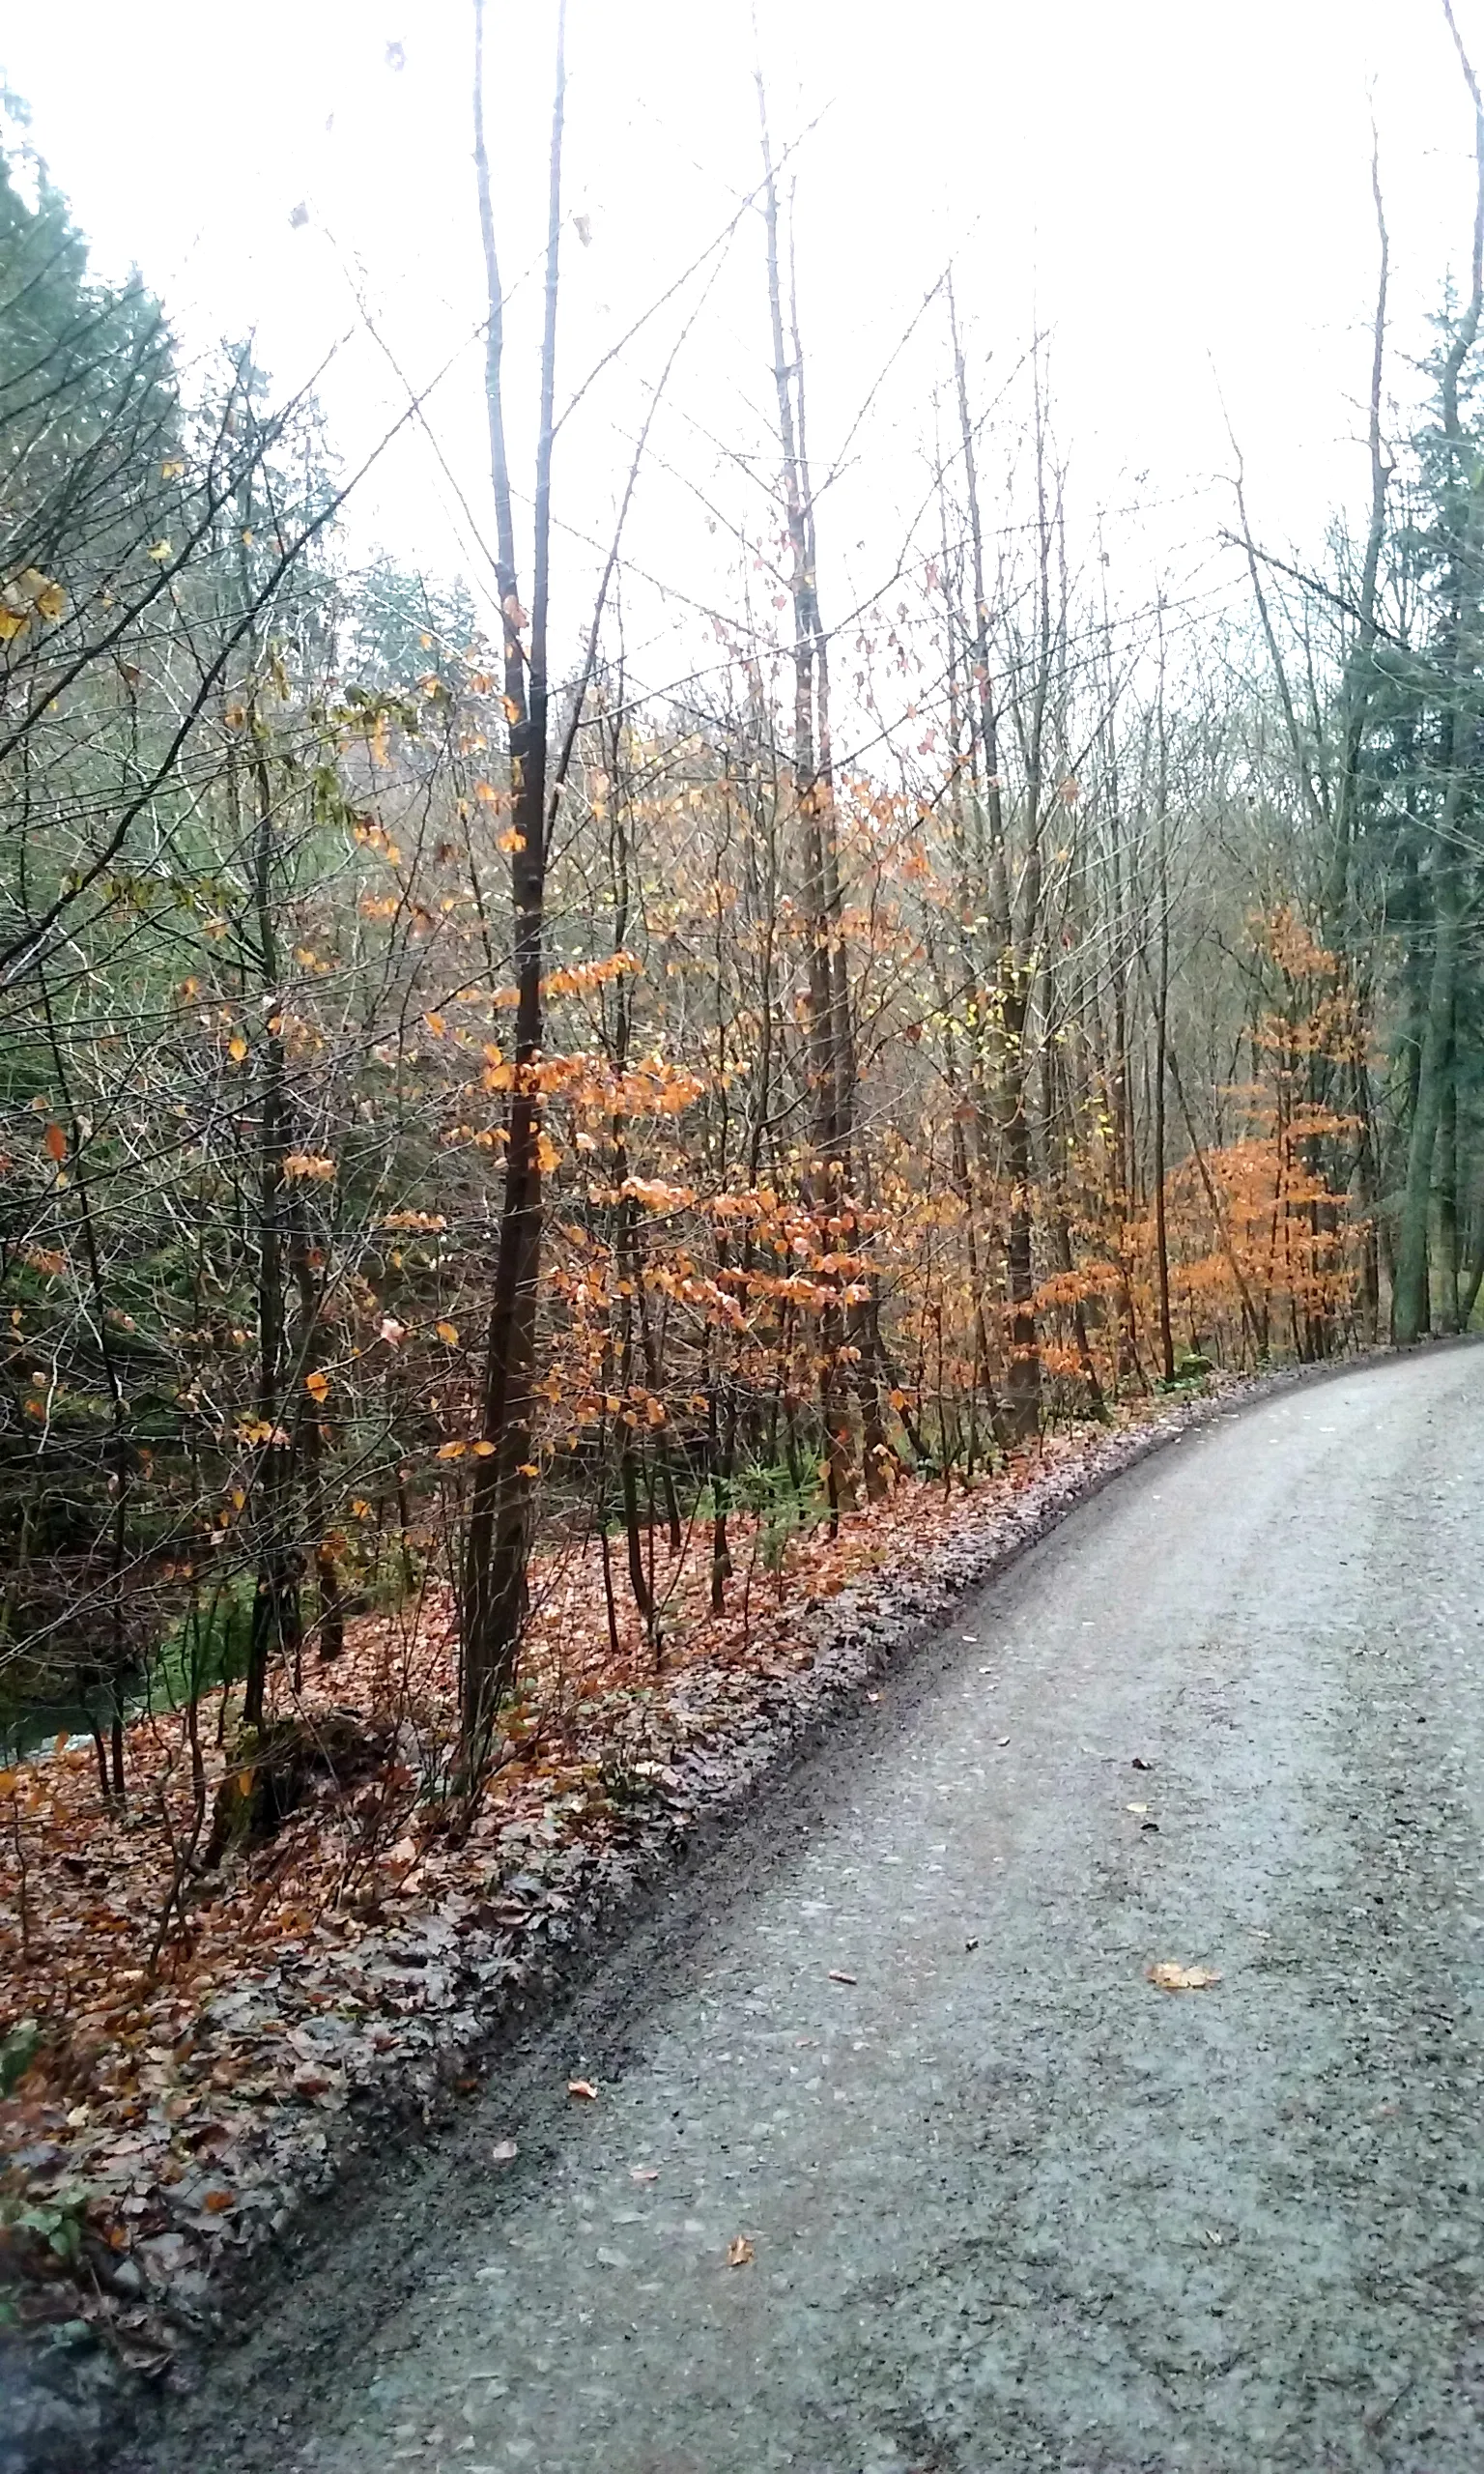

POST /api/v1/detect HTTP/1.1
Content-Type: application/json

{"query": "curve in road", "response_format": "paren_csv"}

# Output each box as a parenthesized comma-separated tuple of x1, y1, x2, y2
(140, 1347, 1484, 2474)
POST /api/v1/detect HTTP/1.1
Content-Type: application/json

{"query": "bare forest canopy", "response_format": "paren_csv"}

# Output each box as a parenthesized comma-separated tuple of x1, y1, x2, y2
(2, 0, 1483, 1805)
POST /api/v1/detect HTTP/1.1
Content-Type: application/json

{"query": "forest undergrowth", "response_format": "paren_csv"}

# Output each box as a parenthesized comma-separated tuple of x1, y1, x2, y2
(0, 1397, 1213, 2367)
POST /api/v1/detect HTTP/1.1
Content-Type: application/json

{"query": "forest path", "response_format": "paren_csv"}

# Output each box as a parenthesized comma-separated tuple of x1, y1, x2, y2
(137, 1346, 1484, 2474)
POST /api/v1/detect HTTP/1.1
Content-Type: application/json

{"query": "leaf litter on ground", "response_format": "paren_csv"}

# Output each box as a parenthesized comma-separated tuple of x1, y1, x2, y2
(1147, 1961, 1222, 1992)
(0, 1395, 1236, 2365)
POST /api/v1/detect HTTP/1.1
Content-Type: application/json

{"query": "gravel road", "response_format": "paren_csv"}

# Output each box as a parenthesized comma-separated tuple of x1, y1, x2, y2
(132, 1346, 1484, 2474)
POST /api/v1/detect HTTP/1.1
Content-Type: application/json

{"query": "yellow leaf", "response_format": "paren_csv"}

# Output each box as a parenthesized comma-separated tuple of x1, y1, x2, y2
(472, 1438, 497, 1456)
(304, 1370, 329, 1402)
(160, 459, 186, 480)
(436, 1321, 459, 1345)
(517, 1461, 539, 1479)
(147, 539, 172, 562)
(0, 1769, 16, 1796)
(34, 583, 66, 621)
(0, 609, 27, 641)
(228, 1034, 247, 1063)
(437, 1440, 467, 1460)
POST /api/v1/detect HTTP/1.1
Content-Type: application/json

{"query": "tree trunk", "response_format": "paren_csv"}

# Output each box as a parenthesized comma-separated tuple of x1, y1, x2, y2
(461, 0, 566, 1755)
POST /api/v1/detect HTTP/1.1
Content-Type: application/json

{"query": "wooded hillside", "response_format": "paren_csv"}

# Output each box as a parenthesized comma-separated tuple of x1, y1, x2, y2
(1, 0, 1482, 2353)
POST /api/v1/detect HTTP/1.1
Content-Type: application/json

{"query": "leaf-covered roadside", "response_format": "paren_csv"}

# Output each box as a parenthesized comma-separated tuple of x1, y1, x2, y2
(0, 1391, 1228, 2378)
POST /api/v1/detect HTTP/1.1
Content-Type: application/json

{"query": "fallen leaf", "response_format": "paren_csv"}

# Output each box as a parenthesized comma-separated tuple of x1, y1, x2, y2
(489, 2139, 518, 2164)
(727, 2234, 755, 2267)
(202, 2190, 236, 2214)
(43, 1122, 67, 1162)
(827, 1969, 857, 1985)
(567, 2078, 598, 2101)
(1147, 1962, 1220, 1993)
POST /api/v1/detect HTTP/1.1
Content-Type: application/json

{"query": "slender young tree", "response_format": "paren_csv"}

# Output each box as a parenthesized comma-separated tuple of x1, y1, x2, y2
(461, 0, 567, 1753)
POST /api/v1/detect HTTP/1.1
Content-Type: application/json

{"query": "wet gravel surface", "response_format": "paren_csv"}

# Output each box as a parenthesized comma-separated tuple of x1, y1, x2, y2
(127, 1347, 1484, 2474)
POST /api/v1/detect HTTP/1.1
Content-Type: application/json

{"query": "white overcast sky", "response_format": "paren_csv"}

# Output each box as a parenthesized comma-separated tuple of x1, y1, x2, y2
(4, 0, 1483, 703)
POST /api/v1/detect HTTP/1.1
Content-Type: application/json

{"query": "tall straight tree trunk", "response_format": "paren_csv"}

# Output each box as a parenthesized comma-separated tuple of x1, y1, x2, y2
(1151, 639, 1176, 1383)
(243, 735, 300, 1728)
(1395, 1, 1484, 1344)
(950, 283, 1041, 1440)
(1152, 988, 1175, 1381)
(757, 73, 858, 1520)
(1397, 870, 1461, 1338)
(462, 0, 566, 1755)
(1438, 999, 1461, 1332)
